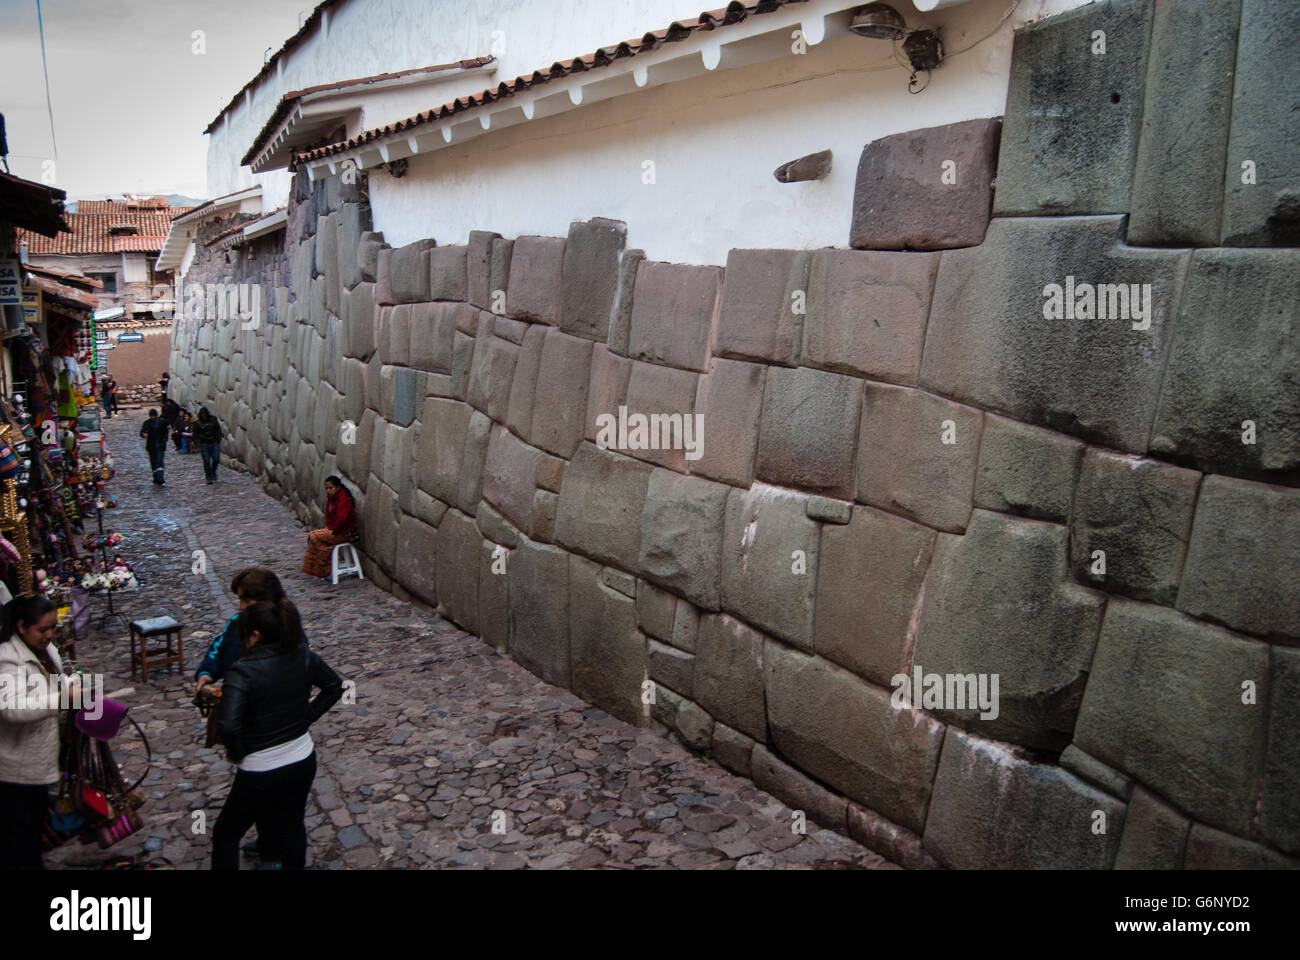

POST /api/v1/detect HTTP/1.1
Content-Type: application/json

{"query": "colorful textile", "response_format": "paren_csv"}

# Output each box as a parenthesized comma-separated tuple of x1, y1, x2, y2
(302, 528, 348, 579)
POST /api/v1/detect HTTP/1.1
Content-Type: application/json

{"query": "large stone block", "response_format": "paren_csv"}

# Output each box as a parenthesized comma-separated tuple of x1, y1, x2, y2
(914, 510, 1105, 751)
(1177, 475, 1300, 640)
(1184, 825, 1297, 870)
(1127, 0, 1240, 245)
(815, 505, 934, 687)
(416, 397, 471, 503)
(457, 410, 491, 516)
(851, 117, 1002, 250)
(618, 361, 700, 473)
(856, 383, 981, 533)
(720, 484, 819, 651)
(388, 239, 435, 303)
(637, 469, 727, 610)
(607, 248, 644, 355)
(559, 218, 625, 341)
(337, 202, 370, 291)
(714, 249, 807, 366)
(478, 539, 509, 653)
(361, 478, 400, 574)
(973, 414, 1084, 522)
(481, 424, 542, 532)
(506, 236, 565, 324)
(505, 323, 547, 442)
(466, 229, 500, 310)
(802, 250, 938, 385)
(409, 302, 457, 373)
(394, 515, 438, 605)
(756, 366, 862, 501)
(994, 0, 1154, 215)
(636, 579, 676, 642)
(1264, 647, 1300, 855)
(689, 358, 764, 489)
(765, 642, 943, 834)
(584, 344, 632, 442)
(1221, 0, 1300, 245)
(434, 509, 480, 633)
(569, 555, 644, 724)
(508, 536, 571, 686)
(342, 282, 376, 360)
(627, 261, 721, 372)
(426, 244, 468, 301)
(1114, 787, 1190, 870)
(466, 325, 519, 422)
(1149, 249, 1300, 479)
(647, 639, 694, 700)
(923, 730, 1125, 869)
(751, 745, 847, 834)
(554, 443, 653, 571)
(695, 614, 767, 741)
(920, 216, 1188, 453)
(1070, 450, 1199, 604)
(1075, 599, 1268, 835)
(530, 329, 592, 458)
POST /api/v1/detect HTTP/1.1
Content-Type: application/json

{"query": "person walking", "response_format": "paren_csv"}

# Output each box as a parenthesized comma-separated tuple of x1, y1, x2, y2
(213, 598, 342, 870)
(0, 595, 76, 870)
(107, 377, 118, 417)
(194, 407, 222, 483)
(140, 408, 168, 486)
(159, 371, 170, 402)
(302, 477, 356, 578)
(99, 377, 113, 420)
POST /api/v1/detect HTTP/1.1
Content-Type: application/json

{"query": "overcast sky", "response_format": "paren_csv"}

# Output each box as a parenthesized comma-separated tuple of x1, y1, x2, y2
(0, 0, 309, 200)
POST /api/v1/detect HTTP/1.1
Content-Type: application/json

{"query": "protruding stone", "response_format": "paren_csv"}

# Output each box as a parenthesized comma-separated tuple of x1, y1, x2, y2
(805, 497, 851, 524)
(627, 261, 721, 372)
(559, 218, 626, 341)
(342, 282, 376, 360)
(535, 453, 565, 494)
(388, 239, 435, 303)
(974, 414, 1084, 522)
(506, 236, 565, 324)
(756, 366, 862, 501)
(600, 566, 637, 599)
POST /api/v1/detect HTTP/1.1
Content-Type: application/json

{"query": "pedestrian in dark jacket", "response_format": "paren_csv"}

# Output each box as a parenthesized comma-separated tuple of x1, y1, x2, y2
(139, 409, 168, 486)
(194, 407, 222, 483)
(194, 567, 308, 694)
(213, 598, 341, 870)
(159, 372, 170, 401)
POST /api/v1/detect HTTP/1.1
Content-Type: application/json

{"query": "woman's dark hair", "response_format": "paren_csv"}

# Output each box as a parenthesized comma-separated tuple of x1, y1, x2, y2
(237, 598, 303, 651)
(230, 566, 284, 602)
(4, 595, 56, 638)
(198, 407, 211, 421)
(325, 476, 354, 504)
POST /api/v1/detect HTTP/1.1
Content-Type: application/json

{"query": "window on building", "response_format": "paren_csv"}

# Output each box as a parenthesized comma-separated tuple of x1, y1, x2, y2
(88, 272, 117, 293)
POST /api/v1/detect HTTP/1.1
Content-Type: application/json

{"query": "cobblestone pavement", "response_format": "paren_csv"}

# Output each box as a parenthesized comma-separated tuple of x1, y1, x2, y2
(45, 409, 893, 870)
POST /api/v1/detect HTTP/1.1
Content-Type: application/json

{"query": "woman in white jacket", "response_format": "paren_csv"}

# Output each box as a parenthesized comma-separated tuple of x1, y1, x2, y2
(0, 595, 75, 870)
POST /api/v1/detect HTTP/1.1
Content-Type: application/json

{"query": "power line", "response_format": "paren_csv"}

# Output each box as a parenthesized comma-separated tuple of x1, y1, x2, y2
(36, 0, 58, 160)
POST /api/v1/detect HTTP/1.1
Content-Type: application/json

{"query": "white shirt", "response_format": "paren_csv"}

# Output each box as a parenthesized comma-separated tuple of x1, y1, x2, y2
(238, 731, 313, 772)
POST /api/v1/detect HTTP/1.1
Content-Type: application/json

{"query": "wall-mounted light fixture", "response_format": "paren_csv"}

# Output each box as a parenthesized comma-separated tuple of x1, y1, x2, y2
(848, 3, 945, 90)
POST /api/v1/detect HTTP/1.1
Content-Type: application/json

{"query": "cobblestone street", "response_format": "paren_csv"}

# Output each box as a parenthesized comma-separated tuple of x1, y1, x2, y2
(46, 410, 891, 870)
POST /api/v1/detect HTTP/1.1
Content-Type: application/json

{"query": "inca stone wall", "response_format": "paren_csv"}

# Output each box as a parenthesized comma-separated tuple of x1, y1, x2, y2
(171, 0, 1299, 869)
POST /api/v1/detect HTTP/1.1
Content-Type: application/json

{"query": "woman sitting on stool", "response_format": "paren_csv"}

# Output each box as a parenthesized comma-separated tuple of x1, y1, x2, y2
(301, 476, 356, 579)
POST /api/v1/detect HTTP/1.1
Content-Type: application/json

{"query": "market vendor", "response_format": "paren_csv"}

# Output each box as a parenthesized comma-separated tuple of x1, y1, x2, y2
(301, 477, 355, 579)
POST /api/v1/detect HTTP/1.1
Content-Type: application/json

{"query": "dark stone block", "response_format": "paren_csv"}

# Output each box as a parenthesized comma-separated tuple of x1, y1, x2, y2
(559, 218, 626, 341)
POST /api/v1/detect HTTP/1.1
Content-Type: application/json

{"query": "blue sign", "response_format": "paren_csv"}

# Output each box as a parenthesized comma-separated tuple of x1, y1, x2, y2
(117, 332, 144, 342)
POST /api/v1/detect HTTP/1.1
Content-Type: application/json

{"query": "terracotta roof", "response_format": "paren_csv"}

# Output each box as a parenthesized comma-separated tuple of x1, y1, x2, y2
(24, 273, 98, 310)
(296, 0, 808, 166)
(0, 171, 68, 238)
(18, 206, 194, 255)
(170, 186, 260, 223)
(204, 0, 347, 134)
(240, 57, 496, 167)
(76, 197, 172, 213)
(22, 263, 103, 290)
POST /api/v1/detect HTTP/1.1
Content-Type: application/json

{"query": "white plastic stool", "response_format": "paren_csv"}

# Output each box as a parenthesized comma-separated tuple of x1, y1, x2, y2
(330, 542, 365, 584)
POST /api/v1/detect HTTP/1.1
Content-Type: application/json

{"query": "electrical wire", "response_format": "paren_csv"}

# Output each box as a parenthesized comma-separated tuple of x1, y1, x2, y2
(36, 0, 59, 162)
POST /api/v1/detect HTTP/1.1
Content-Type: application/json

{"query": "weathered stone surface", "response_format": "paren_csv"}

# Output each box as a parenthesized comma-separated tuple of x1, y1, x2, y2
(627, 261, 721, 372)
(477, 539, 509, 653)
(637, 469, 727, 610)
(671, 599, 699, 654)
(506, 236, 565, 324)
(450, 330, 474, 400)
(1149, 249, 1300, 479)
(559, 218, 625, 341)
(618, 361, 700, 473)
(600, 566, 636, 599)
(847, 804, 937, 871)
(475, 501, 520, 549)
(851, 117, 1002, 250)
(803, 249, 937, 388)
(466, 230, 500, 310)
(815, 506, 934, 687)
(1070, 450, 1199, 604)
(914, 510, 1105, 751)
(466, 327, 519, 422)
(1264, 647, 1300, 855)
(695, 614, 766, 742)
(1184, 825, 1297, 870)
(607, 248, 644, 356)
(507, 536, 570, 687)
(584, 344, 632, 442)
(343, 282, 376, 360)
(337, 204, 370, 291)
(711, 723, 753, 777)
(569, 555, 644, 724)
(481, 424, 542, 531)
(721, 484, 819, 652)
(1127, 0, 1239, 245)
(1221, 0, 1300, 245)
(994, 0, 1154, 215)
(806, 497, 850, 524)
(773, 149, 831, 183)
(650, 682, 683, 730)
(554, 443, 653, 571)
(1058, 745, 1132, 801)
(411, 489, 449, 529)
(388, 239, 435, 303)
(1114, 787, 1189, 870)
(751, 745, 847, 834)
(361, 478, 401, 574)
(636, 579, 676, 643)
(531, 330, 593, 458)
(534, 453, 565, 494)
(457, 410, 491, 516)
(1177, 475, 1300, 640)
(529, 490, 557, 543)
(765, 642, 942, 834)
(924, 730, 1125, 869)
(648, 639, 695, 701)
(394, 515, 438, 605)
(1075, 599, 1267, 835)
(921, 216, 1188, 453)
(357, 231, 384, 283)
(426, 245, 468, 301)
(856, 383, 981, 533)
(416, 397, 471, 503)
(392, 368, 421, 428)
(974, 414, 1084, 522)
(714, 249, 807, 366)
(756, 366, 862, 501)
(433, 508, 480, 633)
(506, 324, 547, 442)
(316, 215, 339, 317)
(488, 237, 513, 307)
(689, 358, 764, 489)
(409, 301, 457, 373)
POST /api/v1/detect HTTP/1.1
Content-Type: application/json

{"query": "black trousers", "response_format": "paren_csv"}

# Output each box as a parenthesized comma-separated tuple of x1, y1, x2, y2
(212, 752, 316, 870)
(0, 781, 50, 871)
(147, 446, 165, 483)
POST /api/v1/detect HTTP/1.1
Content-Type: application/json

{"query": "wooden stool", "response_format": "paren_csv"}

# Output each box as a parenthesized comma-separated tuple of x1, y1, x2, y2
(128, 616, 185, 682)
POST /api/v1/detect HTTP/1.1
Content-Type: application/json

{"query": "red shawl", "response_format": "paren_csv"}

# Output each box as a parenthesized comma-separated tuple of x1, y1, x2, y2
(325, 489, 356, 536)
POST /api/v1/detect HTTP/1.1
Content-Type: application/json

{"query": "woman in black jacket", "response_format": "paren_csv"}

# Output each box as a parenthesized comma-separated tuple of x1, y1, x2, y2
(194, 407, 222, 483)
(213, 598, 342, 870)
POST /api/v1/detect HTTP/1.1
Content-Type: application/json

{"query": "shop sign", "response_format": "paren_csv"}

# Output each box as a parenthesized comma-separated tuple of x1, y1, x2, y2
(22, 287, 43, 325)
(0, 260, 20, 304)
(117, 332, 144, 343)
